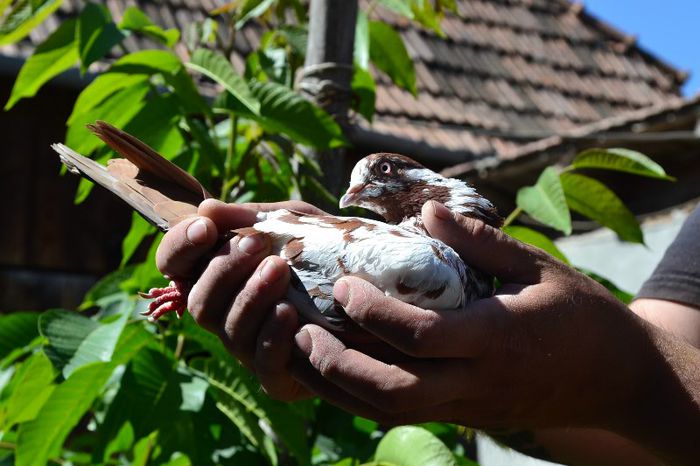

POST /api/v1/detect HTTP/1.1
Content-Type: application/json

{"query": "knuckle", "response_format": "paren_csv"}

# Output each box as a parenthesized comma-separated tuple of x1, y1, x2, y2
(402, 315, 438, 357)
(186, 293, 208, 326)
(316, 353, 341, 378)
(464, 217, 496, 243)
(346, 282, 382, 323)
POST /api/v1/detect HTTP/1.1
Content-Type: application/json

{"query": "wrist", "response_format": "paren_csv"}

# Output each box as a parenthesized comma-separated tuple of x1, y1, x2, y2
(606, 313, 700, 464)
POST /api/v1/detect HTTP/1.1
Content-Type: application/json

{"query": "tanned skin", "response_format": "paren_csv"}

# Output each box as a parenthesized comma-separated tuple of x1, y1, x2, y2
(157, 199, 700, 465)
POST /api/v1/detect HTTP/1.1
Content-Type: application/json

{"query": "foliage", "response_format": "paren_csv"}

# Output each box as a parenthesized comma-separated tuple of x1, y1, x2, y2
(0, 1, 671, 465)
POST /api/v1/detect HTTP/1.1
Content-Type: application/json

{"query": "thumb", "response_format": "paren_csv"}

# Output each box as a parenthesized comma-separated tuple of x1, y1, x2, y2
(197, 198, 260, 230)
(422, 201, 552, 284)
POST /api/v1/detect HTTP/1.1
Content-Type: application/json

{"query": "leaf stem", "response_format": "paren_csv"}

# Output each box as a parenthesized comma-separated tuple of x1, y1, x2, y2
(0, 441, 66, 464)
(221, 115, 239, 201)
(502, 206, 523, 228)
(174, 333, 185, 360)
(221, 134, 264, 201)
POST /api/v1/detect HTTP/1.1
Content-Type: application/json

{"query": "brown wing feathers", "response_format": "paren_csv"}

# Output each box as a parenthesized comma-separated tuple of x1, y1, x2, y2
(53, 121, 209, 230)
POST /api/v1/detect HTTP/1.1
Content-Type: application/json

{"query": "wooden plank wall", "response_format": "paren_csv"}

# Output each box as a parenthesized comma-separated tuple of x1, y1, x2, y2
(0, 76, 132, 311)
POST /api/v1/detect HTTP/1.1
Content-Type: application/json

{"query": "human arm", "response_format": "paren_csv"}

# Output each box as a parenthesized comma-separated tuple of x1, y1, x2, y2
(156, 199, 700, 464)
(287, 201, 700, 465)
(518, 206, 700, 465)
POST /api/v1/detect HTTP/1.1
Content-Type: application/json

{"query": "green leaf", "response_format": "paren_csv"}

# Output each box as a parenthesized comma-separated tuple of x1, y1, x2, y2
(123, 93, 185, 158)
(110, 324, 152, 367)
(378, 0, 414, 18)
(354, 11, 369, 70)
(278, 24, 307, 57)
(0, 352, 55, 429)
(178, 371, 208, 413)
(0, 312, 39, 360)
(80, 266, 136, 310)
(0, 0, 63, 46)
(110, 49, 183, 75)
(502, 225, 569, 264)
(5, 18, 77, 110)
(352, 66, 376, 121)
(187, 48, 260, 115)
(62, 311, 129, 378)
(579, 269, 635, 304)
(186, 117, 224, 174)
(132, 431, 159, 466)
(236, 0, 275, 29)
(120, 233, 167, 292)
(410, 0, 445, 37)
(374, 425, 456, 466)
(199, 359, 311, 466)
(516, 167, 572, 234)
(121, 212, 157, 268)
(76, 3, 126, 73)
(15, 362, 115, 466)
(215, 81, 347, 149)
(68, 72, 149, 125)
(39, 309, 99, 371)
(166, 67, 211, 116)
(259, 47, 291, 85)
(119, 6, 180, 47)
(571, 148, 674, 180)
(66, 81, 150, 154)
(561, 173, 643, 244)
(368, 20, 416, 95)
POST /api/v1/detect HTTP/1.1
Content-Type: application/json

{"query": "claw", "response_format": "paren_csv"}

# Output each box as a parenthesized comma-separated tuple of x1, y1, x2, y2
(139, 280, 190, 321)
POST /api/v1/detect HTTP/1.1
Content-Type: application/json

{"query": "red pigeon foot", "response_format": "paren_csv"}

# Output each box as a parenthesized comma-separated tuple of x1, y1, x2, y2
(139, 280, 190, 320)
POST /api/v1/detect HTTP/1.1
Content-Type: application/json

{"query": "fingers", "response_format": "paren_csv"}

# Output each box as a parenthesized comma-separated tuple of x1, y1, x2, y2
(197, 198, 326, 231)
(422, 201, 555, 284)
(255, 301, 312, 401)
(221, 256, 291, 366)
(334, 276, 508, 358)
(198, 199, 262, 231)
(187, 233, 271, 331)
(293, 324, 473, 415)
(156, 216, 219, 279)
(245, 200, 326, 215)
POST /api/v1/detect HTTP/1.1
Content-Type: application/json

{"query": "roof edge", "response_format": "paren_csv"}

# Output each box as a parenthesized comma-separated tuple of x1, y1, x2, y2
(440, 94, 700, 178)
(568, 1, 689, 86)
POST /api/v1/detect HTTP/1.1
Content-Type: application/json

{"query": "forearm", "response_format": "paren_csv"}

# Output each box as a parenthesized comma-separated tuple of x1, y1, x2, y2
(617, 317, 700, 465)
(495, 310, 700, 466)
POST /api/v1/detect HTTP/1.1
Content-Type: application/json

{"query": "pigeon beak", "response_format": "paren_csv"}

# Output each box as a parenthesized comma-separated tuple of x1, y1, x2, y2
(339, 183, 365, 209)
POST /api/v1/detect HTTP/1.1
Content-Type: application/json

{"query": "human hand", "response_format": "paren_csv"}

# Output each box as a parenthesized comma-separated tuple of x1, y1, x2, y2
(288, 201, 656, 432)
(156, 198, 324, 401)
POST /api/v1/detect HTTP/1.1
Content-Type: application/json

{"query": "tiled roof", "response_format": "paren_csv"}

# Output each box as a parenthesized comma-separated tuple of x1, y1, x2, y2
(363, 0, 687, 166)
(1, 0, 689, 170)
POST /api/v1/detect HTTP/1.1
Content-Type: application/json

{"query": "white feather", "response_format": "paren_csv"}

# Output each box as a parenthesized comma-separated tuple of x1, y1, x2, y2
(254, 210, 469, 310)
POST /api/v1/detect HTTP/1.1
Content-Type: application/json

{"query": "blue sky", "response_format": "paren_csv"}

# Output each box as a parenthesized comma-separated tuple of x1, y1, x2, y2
(585, 0, 699, 96)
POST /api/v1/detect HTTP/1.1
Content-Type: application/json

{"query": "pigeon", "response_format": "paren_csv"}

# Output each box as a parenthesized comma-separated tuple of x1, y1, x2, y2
(52, 122, 501, 333)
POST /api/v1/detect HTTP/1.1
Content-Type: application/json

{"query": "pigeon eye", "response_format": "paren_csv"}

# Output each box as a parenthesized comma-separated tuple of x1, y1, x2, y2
(379, 162, 392, 174)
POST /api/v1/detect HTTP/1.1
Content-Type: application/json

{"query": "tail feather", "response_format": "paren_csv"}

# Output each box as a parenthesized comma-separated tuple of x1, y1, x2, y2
(88, 121, 211, 201)
(52, 122, 210, 230)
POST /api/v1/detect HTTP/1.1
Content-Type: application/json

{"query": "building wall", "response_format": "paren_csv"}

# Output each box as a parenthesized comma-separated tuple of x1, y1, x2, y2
(556, 206, 692, 294)
(0, 76, 132, 311)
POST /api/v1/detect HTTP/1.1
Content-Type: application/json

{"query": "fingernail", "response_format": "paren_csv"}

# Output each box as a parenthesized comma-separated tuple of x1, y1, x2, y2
(431, 201, 453, 221)
(259, 257, 283, 284)
(186, 219, 209, 244)
(334, 279, 349, 306)
(294, 328, 311, 356)
(238, 233, 266, 255)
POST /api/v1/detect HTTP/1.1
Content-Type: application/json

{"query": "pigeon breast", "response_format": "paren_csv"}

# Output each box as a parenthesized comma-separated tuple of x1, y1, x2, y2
(247, 209, 484, 321)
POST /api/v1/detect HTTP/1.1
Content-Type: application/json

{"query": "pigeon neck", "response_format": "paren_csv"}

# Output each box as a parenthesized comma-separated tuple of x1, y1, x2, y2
(381, 169, 502, 227)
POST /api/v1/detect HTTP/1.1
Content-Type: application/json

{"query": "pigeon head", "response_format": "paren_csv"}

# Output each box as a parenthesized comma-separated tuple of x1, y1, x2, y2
(340, 153, 502, 227)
